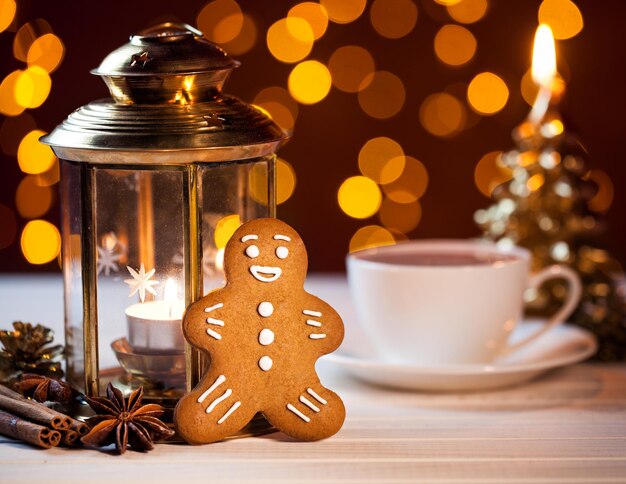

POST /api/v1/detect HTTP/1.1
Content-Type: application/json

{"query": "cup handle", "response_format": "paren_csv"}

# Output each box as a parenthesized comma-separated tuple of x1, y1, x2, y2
(501, 264, 582, 355)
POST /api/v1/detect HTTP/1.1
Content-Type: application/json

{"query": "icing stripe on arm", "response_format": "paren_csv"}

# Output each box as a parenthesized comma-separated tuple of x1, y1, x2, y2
(205, 303, 223, 313)
(303, 310, 322, 317)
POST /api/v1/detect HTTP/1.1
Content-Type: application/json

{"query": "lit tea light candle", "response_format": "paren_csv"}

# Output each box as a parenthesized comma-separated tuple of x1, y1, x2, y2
(125, 278, 186, 352)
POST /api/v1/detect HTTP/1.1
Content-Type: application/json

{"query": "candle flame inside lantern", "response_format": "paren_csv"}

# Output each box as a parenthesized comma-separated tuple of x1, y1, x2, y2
(102, 232, 117, 251)
(164, 278, 184, 319)
(532, 24, 557, 88)
(215, 248, 225, 272)
(164, 278, 178, 304)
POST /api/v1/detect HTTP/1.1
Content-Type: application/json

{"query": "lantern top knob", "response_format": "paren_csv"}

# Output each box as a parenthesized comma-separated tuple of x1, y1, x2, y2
(92, 22, 241, 104)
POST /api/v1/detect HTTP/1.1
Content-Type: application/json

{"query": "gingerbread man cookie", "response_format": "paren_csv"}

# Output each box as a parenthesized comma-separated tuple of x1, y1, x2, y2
(174, 218, 345, 444)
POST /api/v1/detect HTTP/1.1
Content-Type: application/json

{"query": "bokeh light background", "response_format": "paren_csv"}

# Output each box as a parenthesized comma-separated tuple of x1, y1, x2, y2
(0, 0, 623, 271)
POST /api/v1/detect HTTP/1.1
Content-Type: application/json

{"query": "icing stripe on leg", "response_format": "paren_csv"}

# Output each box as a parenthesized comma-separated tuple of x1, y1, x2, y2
(197, 375, 226, 403)
(218, 401, 241, 424)
(306, 388, 327, 405)
(299, 395, 320, 412)
(287, 403, 310, 422)
(206, 389, 233, 414)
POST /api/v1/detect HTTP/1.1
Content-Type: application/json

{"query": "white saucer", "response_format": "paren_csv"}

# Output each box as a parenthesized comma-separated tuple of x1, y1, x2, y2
(324, 320, 597, 392)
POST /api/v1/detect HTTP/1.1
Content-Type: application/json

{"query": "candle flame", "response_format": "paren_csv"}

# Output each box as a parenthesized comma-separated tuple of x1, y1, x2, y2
(215, 248, 225, 272)
(532, 24, 557, 88)
(164, 278, 178, 304)
(103, 232, 117, 251)
(164, 278, 185, 319)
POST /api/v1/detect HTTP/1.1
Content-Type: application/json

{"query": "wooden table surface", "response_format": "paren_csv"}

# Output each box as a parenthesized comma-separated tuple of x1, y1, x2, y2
(1, 275, 625, 483)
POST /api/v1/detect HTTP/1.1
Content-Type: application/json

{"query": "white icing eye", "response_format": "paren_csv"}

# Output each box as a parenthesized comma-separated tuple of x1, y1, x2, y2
(276, 246, 289, 259)
(245, 245, 260, 258)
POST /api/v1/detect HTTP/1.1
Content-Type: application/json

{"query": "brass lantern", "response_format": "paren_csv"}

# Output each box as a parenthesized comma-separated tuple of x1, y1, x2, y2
(41, 23, 288, 419)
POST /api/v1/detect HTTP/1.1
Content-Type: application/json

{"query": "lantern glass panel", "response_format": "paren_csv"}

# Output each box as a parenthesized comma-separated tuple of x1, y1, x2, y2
(60, 160, 84, 390)
(200, 156, 274, 292)
(92, 167, 186, 396)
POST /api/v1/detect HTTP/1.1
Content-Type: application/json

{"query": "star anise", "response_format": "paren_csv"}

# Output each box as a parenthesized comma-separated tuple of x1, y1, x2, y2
(0, 322, 64, 379)
(13, 373, 76, 405)
(81, 383, 174, 454)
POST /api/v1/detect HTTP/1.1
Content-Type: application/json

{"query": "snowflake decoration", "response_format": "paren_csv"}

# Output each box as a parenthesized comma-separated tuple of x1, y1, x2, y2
(96, 232, 126, 277)
(124, 263, 159, 303)
(97, 245, 122, 276)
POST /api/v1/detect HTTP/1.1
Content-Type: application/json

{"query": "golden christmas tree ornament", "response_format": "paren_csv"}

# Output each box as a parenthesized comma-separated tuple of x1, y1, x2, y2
(476, 25, 626, 361)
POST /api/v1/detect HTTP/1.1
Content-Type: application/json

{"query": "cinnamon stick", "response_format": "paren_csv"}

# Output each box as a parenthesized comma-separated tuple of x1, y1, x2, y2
(0, 383, 26, 399)
(70, 419, 89, 436)
(0, 392, 71, 430)
(0, 383, 87, 434)
(60, 429, 79, 446)
(0, 409, 61, 448)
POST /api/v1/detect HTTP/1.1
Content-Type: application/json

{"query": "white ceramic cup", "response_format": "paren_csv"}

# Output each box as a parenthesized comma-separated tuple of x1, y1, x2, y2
(346, 240, 582, 366)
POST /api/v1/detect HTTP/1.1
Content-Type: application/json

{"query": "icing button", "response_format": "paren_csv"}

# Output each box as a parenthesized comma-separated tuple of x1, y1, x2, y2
(259, 328, 275, 346)
(258, 355, 273, 371)
(257, 301, 274, 318)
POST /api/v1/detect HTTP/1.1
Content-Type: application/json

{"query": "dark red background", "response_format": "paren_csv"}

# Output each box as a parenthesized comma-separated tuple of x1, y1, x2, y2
(1, 0, 624, 272)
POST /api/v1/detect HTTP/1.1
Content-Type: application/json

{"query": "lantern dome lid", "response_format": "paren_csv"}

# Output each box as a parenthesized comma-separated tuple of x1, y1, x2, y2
(93, 22, 240, 78)
(41, 22, 289, 164)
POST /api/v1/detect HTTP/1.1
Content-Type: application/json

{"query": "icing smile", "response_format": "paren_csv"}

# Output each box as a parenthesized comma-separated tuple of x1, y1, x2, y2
(250, 265, 282, 282)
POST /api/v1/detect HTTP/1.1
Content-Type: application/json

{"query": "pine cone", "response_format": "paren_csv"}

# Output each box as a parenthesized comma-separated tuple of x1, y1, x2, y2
(0, 322, 64, 379)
